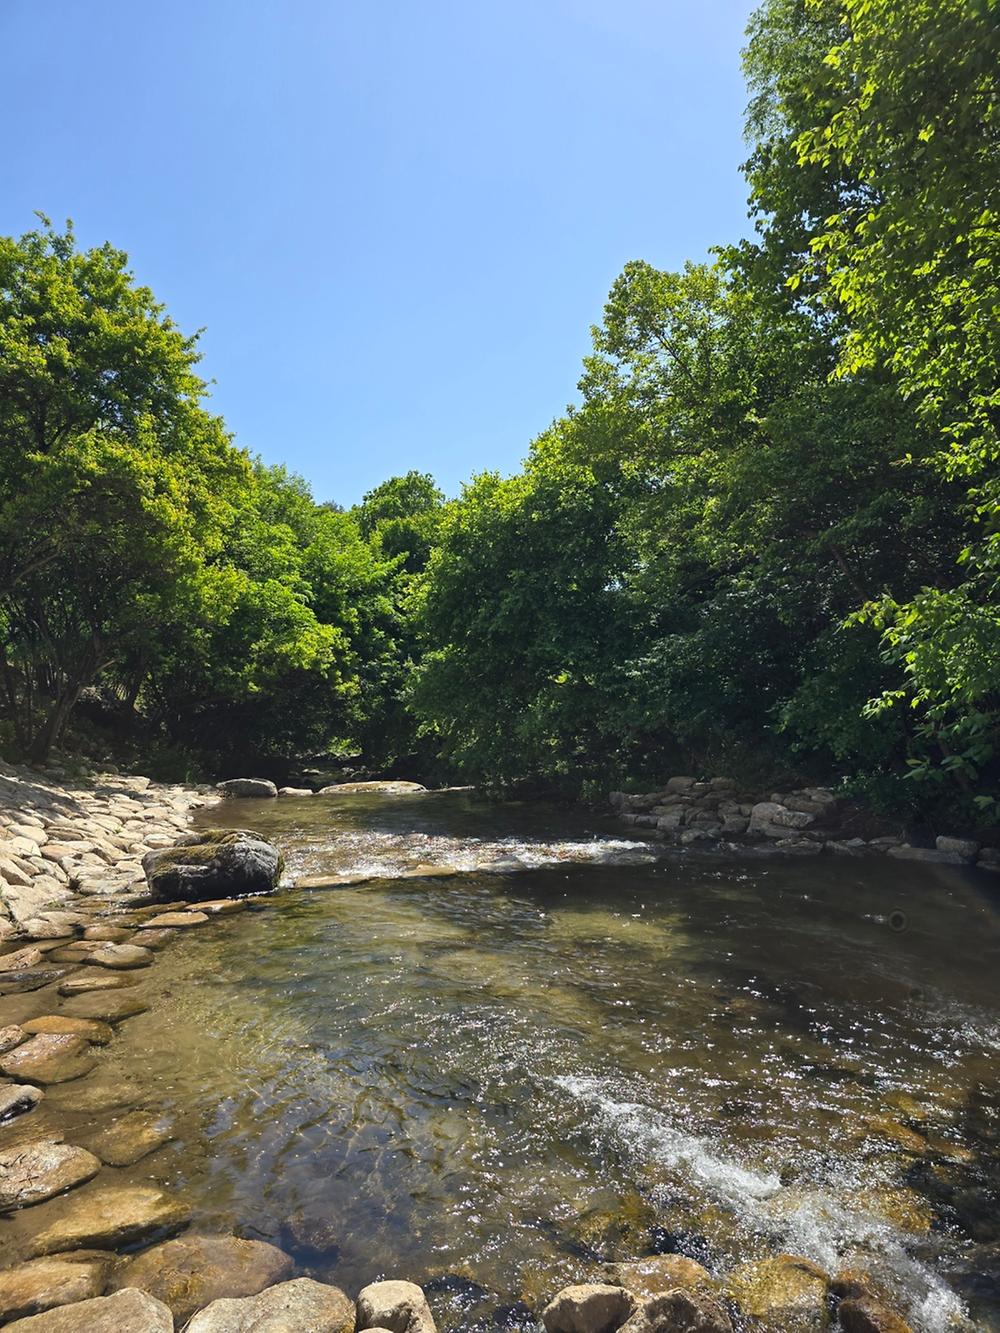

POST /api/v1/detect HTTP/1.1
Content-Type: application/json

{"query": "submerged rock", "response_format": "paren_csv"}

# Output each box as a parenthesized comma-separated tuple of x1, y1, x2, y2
(87, 943, 152, 970)
(0, 1251, 115, 1323)
(0, 1033, 97, 1084)
(541, 1283, 635, 1333)
(79, 1108, 176, 1166)
(4, 1286, 173, 1330)
(22, 1016, 113, 1045)
(725, 1254, 829, 1331)
(187, 1277, 354, 1331)
(27, 1184, 192, 1255)
(215, 778, 278, 799)
(57, 971, 136, 995)
(110, 1233, 294, 1323)
(142, 828, 283, 902)
(357, 1278, 438, 1332)
(0, 1139, 101, 1211)
(58, 992, 149, 1023)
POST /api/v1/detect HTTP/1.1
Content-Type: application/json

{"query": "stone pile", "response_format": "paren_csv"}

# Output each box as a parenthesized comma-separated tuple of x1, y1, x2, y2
(610, 775, 999, 870)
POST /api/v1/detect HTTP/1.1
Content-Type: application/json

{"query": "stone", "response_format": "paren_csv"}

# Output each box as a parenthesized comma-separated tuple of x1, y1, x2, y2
(0, 1252, 115, 1323)
(541, 1283, 635, 1333)
(59, 992, 149, 1023)
(4, 1286, 173, 1330)
(0, 1034, 97, 1084)
(110, 1233, 294, 1323)
(192, 898, 247, 914)
(140, 910, 208, 927)
(886, 845, 963, 865)
(934, 835, 979, 859)
(775, 838, 823, 856)
(26, 1184, 192, 1255)
(22, 1016, 113, 1044)
(838, 1298, 913, 1333)
(57, 971, 136, 994)
(318, 780, 428, 795)
(142, 828, 283, 902)
(826, 839, 868, 857)
(665, 777, 697, 794)
(977, 847, 1000, 872)
(215, 778, 279, 799)
(87, 943, 153, 969)
(618, 1289, 733, 1333)
(279, 787, 314, 796)
(0, 1023, 27, 1053)
(81, 926, 132, 942)
(748, 802, 815, 838)
(0, 1083, 43, 1120)
(357, 1278, 438, 1332)
(80, 1108, 176, 1166)
(0, 947, 45, 973)
(0, 968, 69, 996)
(0, 1139, 101, 1211)
(726, 1255, 829, 1331)
(134, 927, 175, 948)
(606, 1257, 716, 1303)
(187, 1277, 355, 1332)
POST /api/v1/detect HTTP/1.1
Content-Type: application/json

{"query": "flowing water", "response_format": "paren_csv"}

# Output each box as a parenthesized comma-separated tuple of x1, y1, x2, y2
(6, 792, 1000, 1329)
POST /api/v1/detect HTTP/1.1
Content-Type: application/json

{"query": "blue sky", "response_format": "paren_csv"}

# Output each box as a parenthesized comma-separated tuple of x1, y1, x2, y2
(3, 0, 755, 505)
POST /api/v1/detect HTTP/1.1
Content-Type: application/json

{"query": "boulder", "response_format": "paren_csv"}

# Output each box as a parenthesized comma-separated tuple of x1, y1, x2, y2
(187, 1277, 355, 1331)
(618, 1289, 733, 1332)
(215, 779, 278, 799)
(4, 1286, 173, 1330)
(79, 1108, 176, 1166)
(0, 1083, 44, 1120)
(666, 777, 697, 794)
(357, 1278, 438, 1332)
(81, 925, 132, 942)
(318, 780, 428, 795)
(142, 829, 283, 902)
(606, 1257, 716, 1303)
(0, 947, 46, 973)
(977, 847, 1000, 873)
(109, 1233, 294, 1323)
(541, 1283, 635, 1333)
(838, 1297, 913, 1333)
(887, 845, 963, 864)
(934, 835, 979, 860)
(0, 1033, 98, 1084)
(0, 1252, 115, 1323)
(0, 1139, 101, 1211)
(748, 803, 815, 838)
(26, 1185, 191, 1255)
(726, 1255, 829, 1331)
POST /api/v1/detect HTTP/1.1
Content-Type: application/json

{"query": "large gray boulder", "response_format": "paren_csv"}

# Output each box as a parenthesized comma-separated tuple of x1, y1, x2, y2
(142, 828, 283, 902)
(215, 778, 278, 799)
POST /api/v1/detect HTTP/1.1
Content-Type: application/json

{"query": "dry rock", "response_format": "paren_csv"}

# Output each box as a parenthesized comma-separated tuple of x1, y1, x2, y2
(188, 1277, 355, 1331)
(0, 1251, 115, 1323)
(0, 1139, 101, 1211)
(4, 1286, 173, 1330)
(358, 1278, 438, 1332)
(541, 1283, 635, 1333)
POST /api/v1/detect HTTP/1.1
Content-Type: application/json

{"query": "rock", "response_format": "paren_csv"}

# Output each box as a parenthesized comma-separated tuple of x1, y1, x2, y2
(775, 837, 824, 856)
(22, 1016, 113, 1044)
(748, 802, 815, 838)
(81, 926, 132, 942)
(57, 971, 136, 994)
(886, 845, 963, 864)
(977, 847, 1000, 873)
(140, 910, 208, 927)
(187, 1277, 355, 1331)
(3, 1286, 174, 1330)
(27, 1184, 191, 1255)
(680, 829, 717, 845)
(87, 943, 153, 969)
(541, 1283, 635, 1333)
(726, 1255, 829, 1331)
(142, 828, 283, 902)
(618, 1289, 733, 1332)
(825, 839, 867, 857)
(357, 1278, 439, 1332)
(80, 1108, 176, 1165)
(0, 967, 70, 996)
(0, 1139, 101, 1211)
(606, 1257, 716, 1302)
(837, 1297, 913, 1333)
(0, 1023, 27, 1053)
(215, 778, 278, 799)
(666, 777, 697, 794)
(133, 927, 175, 948)
(192, 898, 247, 915)
(318, 780, 428, 795)
(0, 1033, 97, 1084)
(0, 1252, 115, 1323)
(279, 787, 314, 797)
(0, 1083, 44, 1120)
(935, 835, 979, 860)
(109, 1233, 294, 1323)
(59, 992, 149, 1023)
(0, 947, 45, 973)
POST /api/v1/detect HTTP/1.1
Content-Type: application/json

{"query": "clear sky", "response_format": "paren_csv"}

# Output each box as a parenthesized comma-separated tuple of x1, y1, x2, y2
(3, 0, 756, 506)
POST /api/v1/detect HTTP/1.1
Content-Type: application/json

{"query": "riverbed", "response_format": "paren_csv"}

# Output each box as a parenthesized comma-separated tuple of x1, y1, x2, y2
(6, 790, 999, 1329)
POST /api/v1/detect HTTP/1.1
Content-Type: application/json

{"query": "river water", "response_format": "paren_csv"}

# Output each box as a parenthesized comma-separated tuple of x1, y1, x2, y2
(22, 792, 1000, 1328)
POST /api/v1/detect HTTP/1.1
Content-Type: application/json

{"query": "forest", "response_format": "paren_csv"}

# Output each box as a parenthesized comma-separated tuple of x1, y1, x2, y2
(1, 0, 997, 827)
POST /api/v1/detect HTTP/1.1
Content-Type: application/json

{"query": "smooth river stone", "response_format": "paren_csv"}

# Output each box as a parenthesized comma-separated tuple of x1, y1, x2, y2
(0, 1083, 44, 1121)
(80, 1109, 176, 1166)
(357, 1279, 438, 1333)
(0, 1023, 27, 1053)
(26, 1185, 192, 1256)
(57, 971, 136, 995)
(190, 899, 247, 915)
(0, 1251, 115, 1323)
(133, 928, 175, 949)
(0, 947, 46, 973)
(81, 926, 133, 942)
(140, 911, 208, 928)
(187, 1278, 355, 1332)
(4, 1286, 174, 1330)
(110, 1234, 294, 1323)
(87, 943, 153, 970)
(0, 1034, 97, 1084)
(21, 1016, 114, 1045)
(0, 969, 69, 996)
(0, 1139, 101, 1211)
(58, 992, 149, 1024)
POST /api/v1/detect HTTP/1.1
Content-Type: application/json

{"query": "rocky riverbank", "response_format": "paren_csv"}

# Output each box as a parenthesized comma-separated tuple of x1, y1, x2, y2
(610, 776, 1000, 873)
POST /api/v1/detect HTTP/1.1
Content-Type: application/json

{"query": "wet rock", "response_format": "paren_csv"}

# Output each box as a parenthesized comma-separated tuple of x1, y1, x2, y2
(143, 828, 283, 902)
(57, 971, 135, 994)
(0, 1082, 43, 1120)
(141, 909, 208, 927)
(319, 780, 428, 795)
(192, 898, 248, 915)
(80, 1108, 176, 1165)
(279, 787, 314, 797)
(358, 1278, 439, 1332)
(618, 1289, 733, 1332)
(133, 927, 175, 948)
(0, 1251, 115, 1322)
(541, 1283, 635, 1333)
(87, 942, 153, 969)
(4, 1286, 174, 1330)
(22, 1015, 113, 1044)
(935, 835, 979, 860)
(0, 1139, 101, 1210)
(0, 968, 70, 996)
(188, 1277, 355, 1331)
(27, 1184, 192, 1255)
(59, 992, 149, 1023)
(215, 778, 278, 799)
(0, 1022, 27, 1053)
(81, 925, 133, 942)
(726, 1254, 829, 1331)
(606, 1256, 717, 1302)
(283, 1207, 341, 1257)
(837, 1297, 913, 1333)
(0, 947, 46, 972)
(0, 1034, 97, 1084)
(109, 1233, 294, 1323)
